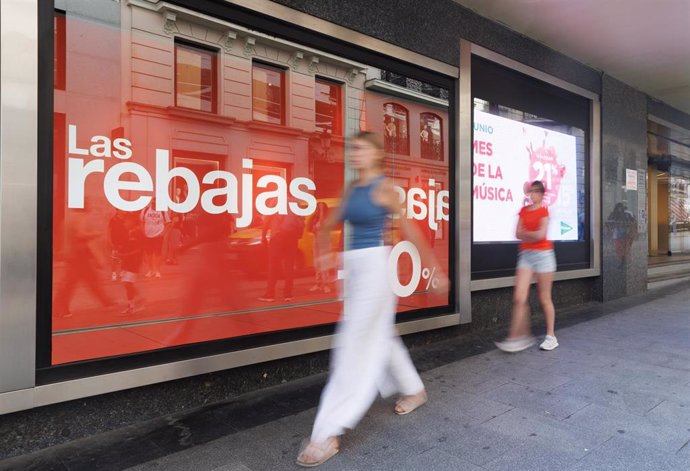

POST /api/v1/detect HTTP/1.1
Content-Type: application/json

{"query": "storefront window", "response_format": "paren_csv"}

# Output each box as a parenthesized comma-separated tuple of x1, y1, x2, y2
(252, 62, 285, 124)
(471, 55, 591, 277)
(383, 103, 410, 155)
(175, 41, 216, 113)
(47, 1, 452, 367)
(420, 113, 442, 161)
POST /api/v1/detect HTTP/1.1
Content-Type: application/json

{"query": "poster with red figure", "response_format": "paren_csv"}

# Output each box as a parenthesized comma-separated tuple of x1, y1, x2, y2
(472, 109, 578, 242)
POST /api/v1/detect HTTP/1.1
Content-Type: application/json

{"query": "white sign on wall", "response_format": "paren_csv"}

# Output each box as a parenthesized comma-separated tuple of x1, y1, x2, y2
(626, 168, 638, 191)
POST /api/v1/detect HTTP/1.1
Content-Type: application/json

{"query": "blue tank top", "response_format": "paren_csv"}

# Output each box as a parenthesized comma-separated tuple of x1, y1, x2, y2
(341, 176, 389, 249)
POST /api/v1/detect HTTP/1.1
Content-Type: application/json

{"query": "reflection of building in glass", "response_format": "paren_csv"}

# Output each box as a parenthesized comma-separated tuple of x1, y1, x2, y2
(175, 40, 217, 113)
(50, 0, 451, 364)
(252, 62, 285, 124)
(383, 102, 410, 155)
(420, 112, 443, 161)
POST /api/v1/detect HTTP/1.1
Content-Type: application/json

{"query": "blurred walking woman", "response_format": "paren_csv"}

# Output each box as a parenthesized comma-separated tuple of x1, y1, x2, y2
(296, 132, 448, 467)
(495, 180, 558, 353)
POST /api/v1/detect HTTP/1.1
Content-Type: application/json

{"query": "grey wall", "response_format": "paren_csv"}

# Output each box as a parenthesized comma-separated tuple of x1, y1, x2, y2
(271, 0, 600, 93)
(598, 75, 649, 301)
(648, 97, 690, 130)
(472, 279, 594, 331)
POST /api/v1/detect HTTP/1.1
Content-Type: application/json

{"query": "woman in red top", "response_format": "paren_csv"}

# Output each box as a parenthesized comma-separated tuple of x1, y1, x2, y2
(496, 180, 558, 352)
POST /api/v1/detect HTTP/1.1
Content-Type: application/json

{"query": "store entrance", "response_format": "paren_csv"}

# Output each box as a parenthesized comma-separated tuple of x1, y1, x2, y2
(647, 166, 670, 257)
(646, 120, 690, 285)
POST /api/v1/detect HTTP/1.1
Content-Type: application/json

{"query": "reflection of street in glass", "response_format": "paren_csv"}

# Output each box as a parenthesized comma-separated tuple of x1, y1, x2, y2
(308, 202, 334, 294)
(164, 187, 186, 265)
(259, 211, 304, 302)
(54, 209, 114, 318)
(160, 213, 241, 345)
(50, 10, 451, 365)
(141, 198, 171, 279)
(118, 213, 145, 316)
(607, 201, 637, 268)
(183, 213, 236, 314)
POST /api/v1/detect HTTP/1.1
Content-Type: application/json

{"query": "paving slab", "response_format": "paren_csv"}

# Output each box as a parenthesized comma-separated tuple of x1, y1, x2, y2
(567, 435, 690, 471)
(1, 285, 688, 471)
(563, 403, 690, 454)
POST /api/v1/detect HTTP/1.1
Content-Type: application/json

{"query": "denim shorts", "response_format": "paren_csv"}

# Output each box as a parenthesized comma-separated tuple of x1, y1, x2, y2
(517, 249, 556, 273)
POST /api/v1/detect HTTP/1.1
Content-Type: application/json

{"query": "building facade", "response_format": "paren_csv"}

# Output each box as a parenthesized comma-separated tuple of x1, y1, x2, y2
(1, 0, 688, 415)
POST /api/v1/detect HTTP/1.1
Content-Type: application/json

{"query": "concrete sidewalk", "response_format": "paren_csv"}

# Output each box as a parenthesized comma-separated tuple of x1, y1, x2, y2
(2, 283, 689, 471)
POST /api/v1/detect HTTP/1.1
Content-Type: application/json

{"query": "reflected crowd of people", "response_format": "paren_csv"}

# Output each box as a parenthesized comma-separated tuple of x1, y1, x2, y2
(52, 195, 345, 325)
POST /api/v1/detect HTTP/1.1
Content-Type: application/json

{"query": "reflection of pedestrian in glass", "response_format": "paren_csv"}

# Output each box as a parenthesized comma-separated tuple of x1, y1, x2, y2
(308, 202, 332, 294)
(182, 212, 235, 315)
(119, 213, 145, 316)
(608, 201, 637, 267)
(296, 131, 449, 467)
(164, 187, 185, 265)
(258, 208, 304, 302)
(496, 180, 559, 353)
(54, 209, 113, 318)
(109, 210, 126, 281)
(420, 124, 431, 159)
(140, 198, 170, 279)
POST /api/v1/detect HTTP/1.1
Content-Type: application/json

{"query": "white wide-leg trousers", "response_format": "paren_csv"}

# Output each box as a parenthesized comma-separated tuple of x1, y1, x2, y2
(311, 246, 424, 442)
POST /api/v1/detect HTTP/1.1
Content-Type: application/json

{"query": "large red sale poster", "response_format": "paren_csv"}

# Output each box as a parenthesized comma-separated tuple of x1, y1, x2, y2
(50, 9, 451, 365)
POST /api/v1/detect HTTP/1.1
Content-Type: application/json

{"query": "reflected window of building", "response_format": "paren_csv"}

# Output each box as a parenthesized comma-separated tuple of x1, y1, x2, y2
(175, 40, 217, 113)
(54, 11, 66, 90)
(315, 78, 342, 136)
(383, 103, 409, 155)
(420, 113, 443, 161)
(252, 62, 285, 124)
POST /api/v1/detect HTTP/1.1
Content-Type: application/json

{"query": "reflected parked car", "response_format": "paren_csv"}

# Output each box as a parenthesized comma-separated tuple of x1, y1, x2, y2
(228, 198, 341, 276)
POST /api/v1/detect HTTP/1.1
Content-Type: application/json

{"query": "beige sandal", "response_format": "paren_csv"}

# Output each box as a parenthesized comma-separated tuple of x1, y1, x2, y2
(296, 437, 340, 467)
(395, 389, 428, 415)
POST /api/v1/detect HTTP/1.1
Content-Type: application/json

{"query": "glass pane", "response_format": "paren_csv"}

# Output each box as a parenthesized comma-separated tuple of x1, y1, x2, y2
(472, 98, 586, 243)
(420, 113, 442, 161)
(252, 64, 284, 124)
(176, 43, 215, 112)
(50, 1, 452, 365)
(383, 103, 410, 155)
(315, 79, 342, 135)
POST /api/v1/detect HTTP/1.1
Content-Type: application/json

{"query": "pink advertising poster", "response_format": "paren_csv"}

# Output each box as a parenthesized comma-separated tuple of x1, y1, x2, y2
(473, 110, 578, 242)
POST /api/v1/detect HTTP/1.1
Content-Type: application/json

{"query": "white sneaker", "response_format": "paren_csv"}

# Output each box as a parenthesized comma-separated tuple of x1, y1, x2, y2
(495, 336, 535, 353)
(539, 335, 559, 351)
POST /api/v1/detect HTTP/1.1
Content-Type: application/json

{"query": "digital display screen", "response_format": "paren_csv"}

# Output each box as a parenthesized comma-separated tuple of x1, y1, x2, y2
(473, 109, 579, 243)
